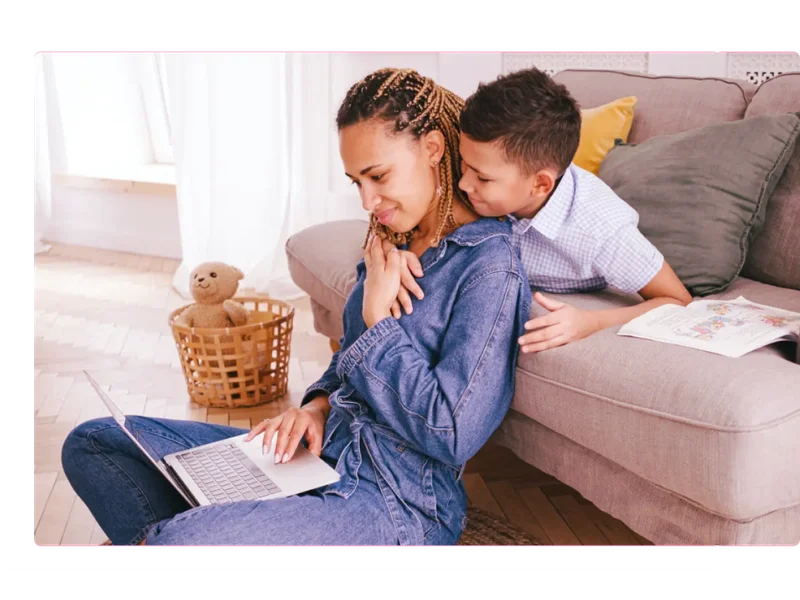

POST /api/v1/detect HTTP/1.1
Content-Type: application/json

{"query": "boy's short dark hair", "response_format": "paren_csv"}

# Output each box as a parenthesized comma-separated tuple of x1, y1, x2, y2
(460, 67, 581, 175)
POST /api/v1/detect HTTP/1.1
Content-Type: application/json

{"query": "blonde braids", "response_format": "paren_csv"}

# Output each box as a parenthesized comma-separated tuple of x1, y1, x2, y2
(336, 68, 473, 250)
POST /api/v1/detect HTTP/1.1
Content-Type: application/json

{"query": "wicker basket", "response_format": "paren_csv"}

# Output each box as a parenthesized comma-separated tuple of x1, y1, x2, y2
(169, 297, 295, 408)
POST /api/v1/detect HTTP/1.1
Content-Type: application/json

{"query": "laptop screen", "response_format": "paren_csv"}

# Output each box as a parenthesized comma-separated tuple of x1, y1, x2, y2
(83, 371, 159, 456)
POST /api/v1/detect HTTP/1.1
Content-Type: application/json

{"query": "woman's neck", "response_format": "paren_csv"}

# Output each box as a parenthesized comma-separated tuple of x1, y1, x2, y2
(413, 196, 479, 248)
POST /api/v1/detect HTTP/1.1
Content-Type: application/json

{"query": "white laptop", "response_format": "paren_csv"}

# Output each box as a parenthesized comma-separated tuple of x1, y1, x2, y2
(84, 371, 340, 508)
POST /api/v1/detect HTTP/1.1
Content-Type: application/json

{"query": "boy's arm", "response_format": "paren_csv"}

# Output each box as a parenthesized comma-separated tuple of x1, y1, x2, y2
(519, 226, 692, 353)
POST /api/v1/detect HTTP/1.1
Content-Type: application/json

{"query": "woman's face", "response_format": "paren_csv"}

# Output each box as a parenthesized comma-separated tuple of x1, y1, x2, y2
(339, 120, 438, 234)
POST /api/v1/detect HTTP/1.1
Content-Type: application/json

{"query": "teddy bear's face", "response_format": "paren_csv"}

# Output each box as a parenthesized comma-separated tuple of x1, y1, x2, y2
(190, 262, 244, 304)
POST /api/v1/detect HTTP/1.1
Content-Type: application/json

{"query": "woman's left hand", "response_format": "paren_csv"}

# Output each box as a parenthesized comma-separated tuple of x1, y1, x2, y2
(362, 235, 402, 328)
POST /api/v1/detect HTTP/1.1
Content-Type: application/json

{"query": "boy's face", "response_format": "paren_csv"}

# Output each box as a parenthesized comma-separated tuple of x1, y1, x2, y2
(458, 133, 555, 219)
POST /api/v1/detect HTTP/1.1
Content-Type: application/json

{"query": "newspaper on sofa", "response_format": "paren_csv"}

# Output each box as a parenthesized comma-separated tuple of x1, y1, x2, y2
(617, 296, 800, 360)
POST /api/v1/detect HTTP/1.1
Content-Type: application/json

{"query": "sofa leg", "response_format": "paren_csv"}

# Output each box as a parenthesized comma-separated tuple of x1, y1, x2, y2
(330, 339, 341, 353)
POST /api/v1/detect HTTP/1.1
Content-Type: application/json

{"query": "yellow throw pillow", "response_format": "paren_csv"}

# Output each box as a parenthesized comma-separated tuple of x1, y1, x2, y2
(572, 96, 638, 174)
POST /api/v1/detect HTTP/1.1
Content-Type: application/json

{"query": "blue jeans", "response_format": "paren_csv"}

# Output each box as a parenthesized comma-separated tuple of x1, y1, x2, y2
(61, 416, 461, 545)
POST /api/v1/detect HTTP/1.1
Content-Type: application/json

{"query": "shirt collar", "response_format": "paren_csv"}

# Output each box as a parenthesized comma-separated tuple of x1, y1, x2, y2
(445, 215, 511, 246)
(509, 164, 575, 240)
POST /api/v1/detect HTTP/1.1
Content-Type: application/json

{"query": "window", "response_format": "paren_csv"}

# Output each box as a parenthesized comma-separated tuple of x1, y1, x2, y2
(49, 52, 174, 179)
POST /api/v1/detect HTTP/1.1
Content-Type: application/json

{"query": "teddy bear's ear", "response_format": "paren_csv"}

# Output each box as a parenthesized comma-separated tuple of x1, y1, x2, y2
(232, 267, 245, 281)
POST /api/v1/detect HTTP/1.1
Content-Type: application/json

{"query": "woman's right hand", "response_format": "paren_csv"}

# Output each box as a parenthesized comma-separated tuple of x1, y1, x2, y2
(244, 395, 330, 463)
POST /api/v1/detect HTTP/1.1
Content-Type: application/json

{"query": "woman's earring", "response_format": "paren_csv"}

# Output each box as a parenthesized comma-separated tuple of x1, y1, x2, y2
(433, 161, 442, 198)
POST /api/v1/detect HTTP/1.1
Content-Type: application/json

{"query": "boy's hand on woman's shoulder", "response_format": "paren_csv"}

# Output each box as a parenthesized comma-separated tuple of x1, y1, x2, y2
(518, 292, 599, 353)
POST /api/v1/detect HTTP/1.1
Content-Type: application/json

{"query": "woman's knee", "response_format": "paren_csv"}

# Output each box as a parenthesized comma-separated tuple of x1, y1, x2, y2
(61, 417, 118, 473)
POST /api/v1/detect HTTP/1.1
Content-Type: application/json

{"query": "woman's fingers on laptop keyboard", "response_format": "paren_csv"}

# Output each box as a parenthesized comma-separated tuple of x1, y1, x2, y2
(244, 417, 271, 442)
(270, 411, 297, 463)
(286, 412, 324, 462)
(245, 414, 283, 456)
(244, 415, 282, 442)
(247, 405, 325, 463)
(260, 416, 284, 455)
(272, 408, 327, 464)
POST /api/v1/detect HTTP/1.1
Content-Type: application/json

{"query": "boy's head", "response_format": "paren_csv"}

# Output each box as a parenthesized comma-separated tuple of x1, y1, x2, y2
(458, 67, 581, 218)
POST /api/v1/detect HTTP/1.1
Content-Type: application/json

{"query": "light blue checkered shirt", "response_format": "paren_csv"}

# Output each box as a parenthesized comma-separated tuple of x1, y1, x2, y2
(510, 163, 664, 295)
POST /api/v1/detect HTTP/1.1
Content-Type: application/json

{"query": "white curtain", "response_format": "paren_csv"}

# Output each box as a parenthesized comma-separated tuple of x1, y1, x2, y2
(165, 53, 331, 300)
(34, 55, 55, 254)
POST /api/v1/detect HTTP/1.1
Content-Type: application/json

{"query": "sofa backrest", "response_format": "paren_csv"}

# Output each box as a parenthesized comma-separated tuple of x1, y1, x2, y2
(553, 69, 800, 290)
(553, 70, 753, 143)
(740, 73, 800, 290)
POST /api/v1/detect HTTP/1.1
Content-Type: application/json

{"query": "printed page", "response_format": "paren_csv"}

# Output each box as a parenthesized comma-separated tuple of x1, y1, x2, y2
(617, 297, 800, 358)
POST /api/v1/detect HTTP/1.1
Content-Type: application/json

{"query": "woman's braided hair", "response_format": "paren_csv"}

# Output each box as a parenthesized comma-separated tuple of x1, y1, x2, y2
(336, 68, 473, 248)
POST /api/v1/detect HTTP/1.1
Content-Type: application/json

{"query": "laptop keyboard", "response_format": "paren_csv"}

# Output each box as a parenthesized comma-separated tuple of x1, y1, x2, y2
(176, 442, 281, 504)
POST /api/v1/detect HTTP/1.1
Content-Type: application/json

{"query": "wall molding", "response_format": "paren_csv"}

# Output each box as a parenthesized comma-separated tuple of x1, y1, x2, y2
(53, 173, 176, 197)
(727, 52, 800, 85)
(503, 52, 649, 76)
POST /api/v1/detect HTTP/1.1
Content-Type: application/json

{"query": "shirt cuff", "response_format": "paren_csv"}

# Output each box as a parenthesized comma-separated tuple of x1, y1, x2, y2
(336, 317, 403, 378)
(627, 249, 665, 293)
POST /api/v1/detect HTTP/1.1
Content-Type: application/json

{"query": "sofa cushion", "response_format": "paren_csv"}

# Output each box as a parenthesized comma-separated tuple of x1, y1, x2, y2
(286, 219, 368, 341)
(742, 73, 800, 291)
(598, 112, 800, 296)
(309, 298, 345, 344)
(553, 70, 752, 143)
(572, 96, 637, 174)
(511, 277, 800, 521)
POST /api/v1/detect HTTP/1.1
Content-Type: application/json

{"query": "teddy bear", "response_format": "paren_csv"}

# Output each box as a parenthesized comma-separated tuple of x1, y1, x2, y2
(173, 262, 250, 329)
(172, 262, 253, 400)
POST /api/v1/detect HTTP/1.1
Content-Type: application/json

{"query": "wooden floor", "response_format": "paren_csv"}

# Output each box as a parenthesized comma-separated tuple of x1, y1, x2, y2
(34, 243, 650, 545)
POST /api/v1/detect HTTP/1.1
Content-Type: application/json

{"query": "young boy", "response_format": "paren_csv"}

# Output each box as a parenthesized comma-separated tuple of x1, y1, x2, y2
(393, 67, 691, 354)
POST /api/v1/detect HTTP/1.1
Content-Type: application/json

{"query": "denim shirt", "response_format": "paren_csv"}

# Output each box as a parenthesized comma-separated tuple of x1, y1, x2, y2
(302, 217, 531, 544)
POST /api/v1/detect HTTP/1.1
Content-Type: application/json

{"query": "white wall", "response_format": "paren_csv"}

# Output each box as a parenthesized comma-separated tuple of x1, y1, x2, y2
(44, 52, 799, 260)
(647, 52, 728, 77)
(48, 184, 183, 259)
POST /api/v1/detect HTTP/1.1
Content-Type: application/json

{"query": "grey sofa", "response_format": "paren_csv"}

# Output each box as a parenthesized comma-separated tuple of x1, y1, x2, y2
(285, 70, 800, 545)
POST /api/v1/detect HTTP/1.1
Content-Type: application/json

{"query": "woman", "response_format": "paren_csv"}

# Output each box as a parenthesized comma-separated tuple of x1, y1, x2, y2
(61, 68, 531, 545)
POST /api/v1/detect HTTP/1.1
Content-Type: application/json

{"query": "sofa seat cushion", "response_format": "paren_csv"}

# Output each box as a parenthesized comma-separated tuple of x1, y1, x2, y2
(513, 278, 800, 521)
(286, 219, 368, 340)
